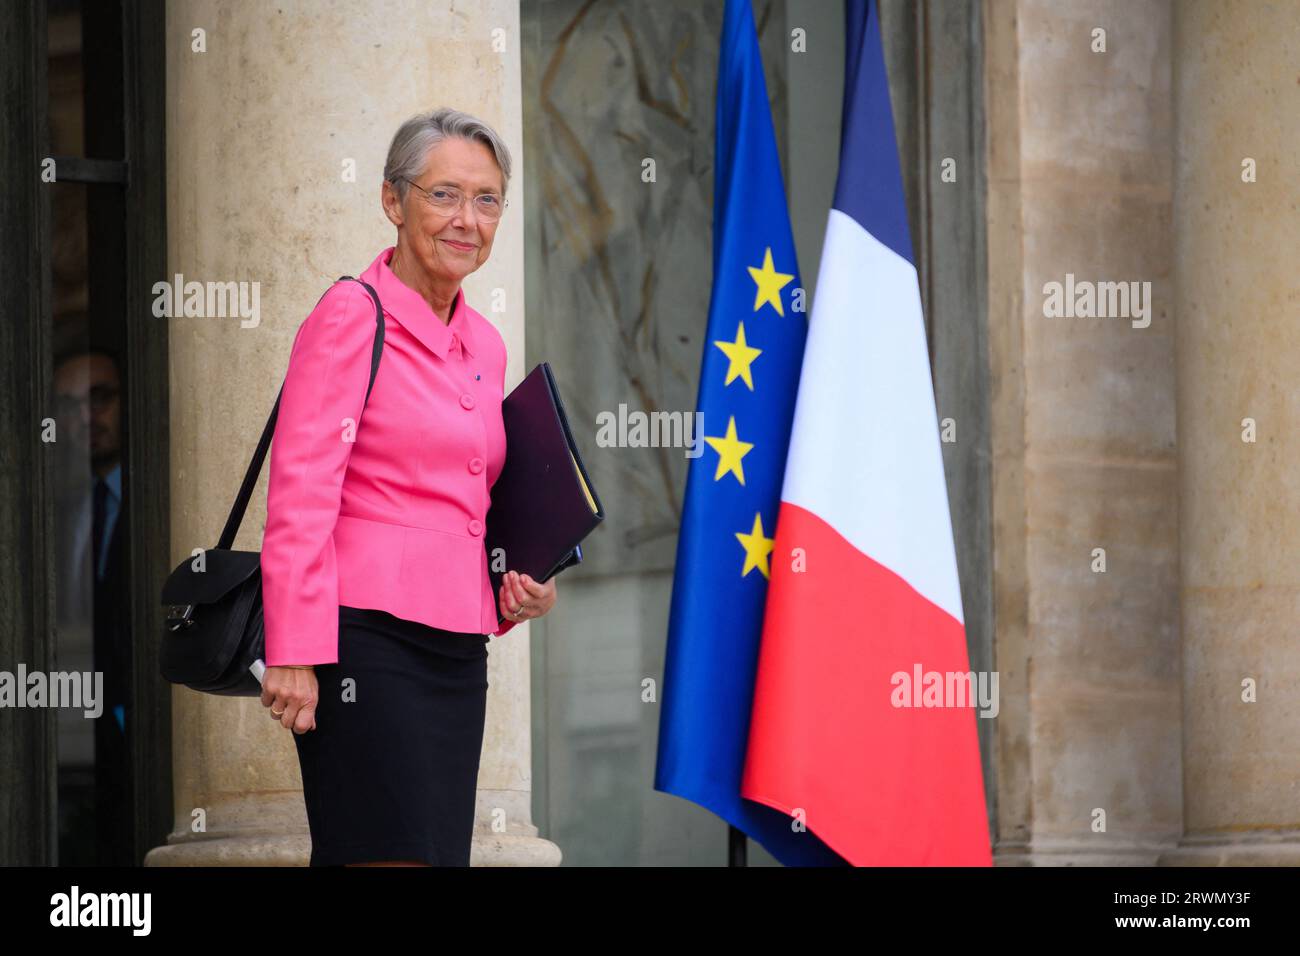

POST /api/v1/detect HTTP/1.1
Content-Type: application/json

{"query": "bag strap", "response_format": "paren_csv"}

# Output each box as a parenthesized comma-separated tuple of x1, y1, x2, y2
(216, 276, 385, 551)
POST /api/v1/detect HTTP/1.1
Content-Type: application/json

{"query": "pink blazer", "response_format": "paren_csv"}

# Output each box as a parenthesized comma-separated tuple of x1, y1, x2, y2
(260, 246, 516, 666)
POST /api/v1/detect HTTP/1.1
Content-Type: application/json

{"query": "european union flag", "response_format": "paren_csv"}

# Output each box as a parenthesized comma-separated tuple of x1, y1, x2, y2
(653, 0, 845, 866)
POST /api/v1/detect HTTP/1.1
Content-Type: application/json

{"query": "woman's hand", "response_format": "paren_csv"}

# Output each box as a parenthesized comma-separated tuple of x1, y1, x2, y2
(499, 570, 557, 624)
(261, 665, 319, 734)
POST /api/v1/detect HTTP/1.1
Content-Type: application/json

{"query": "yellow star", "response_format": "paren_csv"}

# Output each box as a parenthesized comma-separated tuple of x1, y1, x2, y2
(747, 247, 794, 316)
(703, 415, 754, 485)
(713, 321, 763, 390)
(735, 512, 775, 579)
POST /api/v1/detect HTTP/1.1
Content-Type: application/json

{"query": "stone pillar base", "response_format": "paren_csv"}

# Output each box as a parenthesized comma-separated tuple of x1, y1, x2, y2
(1158, 831, 1300, 867)
(145, 833, 311, 867)
(472, 833, 562, 867)
(994, 838, 1172, 866)
(145, 831, 561, 867)
(993, 831, 1300, 866)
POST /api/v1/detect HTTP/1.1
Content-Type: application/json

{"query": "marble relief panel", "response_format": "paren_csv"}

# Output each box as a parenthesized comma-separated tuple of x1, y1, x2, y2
(523, 0, 788, 575)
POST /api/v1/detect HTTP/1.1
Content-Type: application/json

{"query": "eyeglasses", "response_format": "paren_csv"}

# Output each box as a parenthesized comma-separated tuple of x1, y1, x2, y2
(400, 178, 508, 222)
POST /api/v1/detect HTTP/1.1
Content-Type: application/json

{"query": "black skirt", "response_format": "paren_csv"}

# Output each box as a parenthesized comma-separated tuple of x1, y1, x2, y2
(292, 605, 490, 866)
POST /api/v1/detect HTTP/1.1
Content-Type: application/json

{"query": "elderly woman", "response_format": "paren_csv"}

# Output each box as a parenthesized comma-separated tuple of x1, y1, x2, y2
(258, 107, 555, 867)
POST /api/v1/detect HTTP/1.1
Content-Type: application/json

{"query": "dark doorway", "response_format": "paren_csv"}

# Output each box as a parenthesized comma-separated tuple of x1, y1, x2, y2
(0, 0, 169, 866)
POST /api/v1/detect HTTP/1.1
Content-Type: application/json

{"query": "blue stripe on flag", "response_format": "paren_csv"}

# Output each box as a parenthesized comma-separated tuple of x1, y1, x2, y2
(833, 0, 914, 266)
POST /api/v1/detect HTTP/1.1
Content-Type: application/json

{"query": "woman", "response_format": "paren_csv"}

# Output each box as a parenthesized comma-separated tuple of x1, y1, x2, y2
(257, 107, 556, 867)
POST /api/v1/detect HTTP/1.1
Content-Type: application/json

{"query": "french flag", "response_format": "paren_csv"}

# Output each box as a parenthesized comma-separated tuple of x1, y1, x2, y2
(739, 0, 992, 865)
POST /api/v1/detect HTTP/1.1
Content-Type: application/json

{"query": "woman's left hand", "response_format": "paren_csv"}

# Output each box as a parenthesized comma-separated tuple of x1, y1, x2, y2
(500, 570, 556, 623)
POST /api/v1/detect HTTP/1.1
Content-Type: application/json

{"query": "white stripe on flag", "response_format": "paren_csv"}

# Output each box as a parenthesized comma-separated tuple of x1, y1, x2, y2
(780, 208, 964, 624)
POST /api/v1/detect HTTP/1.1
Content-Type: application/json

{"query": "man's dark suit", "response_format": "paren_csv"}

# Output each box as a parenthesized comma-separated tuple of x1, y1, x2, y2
(92, 489, 135, 866)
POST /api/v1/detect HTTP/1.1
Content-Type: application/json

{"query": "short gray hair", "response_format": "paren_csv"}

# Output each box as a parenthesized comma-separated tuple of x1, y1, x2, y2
(384, 106, 512, 202)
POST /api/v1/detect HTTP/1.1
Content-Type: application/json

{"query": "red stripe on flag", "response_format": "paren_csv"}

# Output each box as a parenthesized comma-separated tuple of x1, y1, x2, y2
(741, 501, 992, 865)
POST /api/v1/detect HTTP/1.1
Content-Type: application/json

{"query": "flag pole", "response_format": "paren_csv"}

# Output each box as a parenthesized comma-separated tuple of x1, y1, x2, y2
(728, 825, 747, 866)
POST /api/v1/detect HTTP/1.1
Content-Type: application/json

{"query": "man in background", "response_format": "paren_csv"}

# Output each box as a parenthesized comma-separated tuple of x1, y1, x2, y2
(52, 346, 134, 866)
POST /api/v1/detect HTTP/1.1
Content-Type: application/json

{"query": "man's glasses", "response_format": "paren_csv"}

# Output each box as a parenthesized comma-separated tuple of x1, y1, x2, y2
(400, 178, 508, 222)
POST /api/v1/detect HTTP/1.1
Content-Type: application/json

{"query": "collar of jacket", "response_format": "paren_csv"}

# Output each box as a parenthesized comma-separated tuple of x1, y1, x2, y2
(367, 246, 478, 359)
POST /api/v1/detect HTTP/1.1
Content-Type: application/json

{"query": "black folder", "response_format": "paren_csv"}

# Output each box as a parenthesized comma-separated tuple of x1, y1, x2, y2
(485, 362, 603, 623)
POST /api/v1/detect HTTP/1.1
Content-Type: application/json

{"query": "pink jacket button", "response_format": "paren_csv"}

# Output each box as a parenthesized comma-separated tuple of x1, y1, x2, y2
(460, 393, 475, 409)
(468, 457, 484, 474)
(468, 519, 483, 536)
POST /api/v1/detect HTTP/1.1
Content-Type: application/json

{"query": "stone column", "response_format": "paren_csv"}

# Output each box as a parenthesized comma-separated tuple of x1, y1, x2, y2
(984, 0, 1182, 865)
(146, 0, 557, 866)
(1159, 0, 1300, 866)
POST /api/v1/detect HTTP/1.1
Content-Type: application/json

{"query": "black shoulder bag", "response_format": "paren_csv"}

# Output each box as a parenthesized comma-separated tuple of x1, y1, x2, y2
(159, 276, 385, 696)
